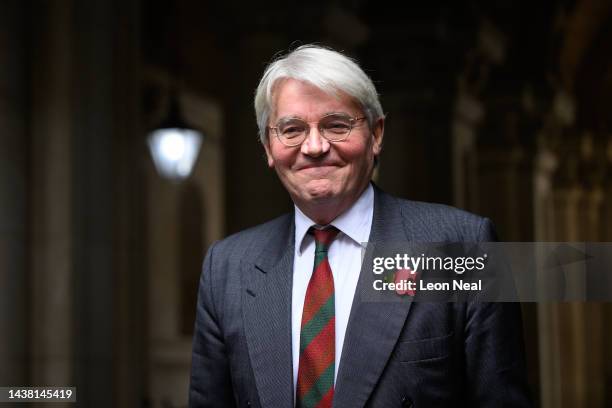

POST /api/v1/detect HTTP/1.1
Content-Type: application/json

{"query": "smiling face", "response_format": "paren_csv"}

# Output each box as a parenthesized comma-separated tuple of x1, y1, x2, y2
(264, 78, 384, 224)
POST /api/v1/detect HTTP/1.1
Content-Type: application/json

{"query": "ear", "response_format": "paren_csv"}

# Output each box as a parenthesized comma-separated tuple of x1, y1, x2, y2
(263, 140, 275, 168)
(371, 117, 385, 156)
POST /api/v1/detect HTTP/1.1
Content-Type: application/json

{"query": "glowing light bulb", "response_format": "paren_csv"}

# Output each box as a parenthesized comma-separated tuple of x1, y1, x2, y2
(159, 131, 186, 161)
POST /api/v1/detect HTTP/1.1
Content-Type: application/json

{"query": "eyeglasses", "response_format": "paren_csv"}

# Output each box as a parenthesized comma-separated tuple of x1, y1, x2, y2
(268, 113, 367, 147)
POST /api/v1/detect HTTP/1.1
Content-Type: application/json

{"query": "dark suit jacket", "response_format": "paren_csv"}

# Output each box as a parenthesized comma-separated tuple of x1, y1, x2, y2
(190, 186, 531, 407)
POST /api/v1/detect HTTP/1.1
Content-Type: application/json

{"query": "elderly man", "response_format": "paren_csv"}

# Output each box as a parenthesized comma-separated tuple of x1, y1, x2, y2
(190, 45, 530, 408)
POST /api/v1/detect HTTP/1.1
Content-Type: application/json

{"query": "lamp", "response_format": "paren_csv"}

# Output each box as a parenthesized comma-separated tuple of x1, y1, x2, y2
(147, 95, 203, 181)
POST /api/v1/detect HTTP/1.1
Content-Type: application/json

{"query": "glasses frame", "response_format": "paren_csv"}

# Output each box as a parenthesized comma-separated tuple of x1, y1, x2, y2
(268, 113, 367, 147)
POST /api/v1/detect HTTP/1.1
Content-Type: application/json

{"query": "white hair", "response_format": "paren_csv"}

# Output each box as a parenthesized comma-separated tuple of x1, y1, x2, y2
(254, 44, 384, 144)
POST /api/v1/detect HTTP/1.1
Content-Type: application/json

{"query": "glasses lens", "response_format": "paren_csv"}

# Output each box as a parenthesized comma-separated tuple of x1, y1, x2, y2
(277, 119, 307, 144)
(320, 114, 352, 140)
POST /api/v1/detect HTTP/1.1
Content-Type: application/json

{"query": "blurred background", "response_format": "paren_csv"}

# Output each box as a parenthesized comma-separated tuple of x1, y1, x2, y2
(1, 0, 612, 406)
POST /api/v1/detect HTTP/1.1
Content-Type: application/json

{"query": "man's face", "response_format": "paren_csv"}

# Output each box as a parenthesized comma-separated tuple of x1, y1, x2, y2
(264, 79, 384, 218)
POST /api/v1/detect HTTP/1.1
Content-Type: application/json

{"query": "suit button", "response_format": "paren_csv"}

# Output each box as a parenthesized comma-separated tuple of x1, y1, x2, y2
(401, 396, 412, 407)
(246, 401, 251, 407)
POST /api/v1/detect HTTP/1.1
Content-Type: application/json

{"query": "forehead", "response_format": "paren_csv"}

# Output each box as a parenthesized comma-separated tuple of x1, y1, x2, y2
(271, 78, 361, 121)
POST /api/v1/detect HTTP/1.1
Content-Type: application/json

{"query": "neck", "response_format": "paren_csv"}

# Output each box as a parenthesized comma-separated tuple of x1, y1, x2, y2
(299, 204, 345, 226)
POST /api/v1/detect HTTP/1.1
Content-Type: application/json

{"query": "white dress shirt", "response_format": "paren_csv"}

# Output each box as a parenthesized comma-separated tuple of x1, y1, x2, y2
(291, 183, 374, 395)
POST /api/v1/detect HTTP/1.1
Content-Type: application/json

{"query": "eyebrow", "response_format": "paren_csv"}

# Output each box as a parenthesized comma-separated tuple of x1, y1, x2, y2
(275, 111, 350, 122)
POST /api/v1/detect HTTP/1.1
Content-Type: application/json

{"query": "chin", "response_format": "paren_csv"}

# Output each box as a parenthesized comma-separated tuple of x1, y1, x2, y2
(302, 179, 338, 199)
(300, 187, 332, 201)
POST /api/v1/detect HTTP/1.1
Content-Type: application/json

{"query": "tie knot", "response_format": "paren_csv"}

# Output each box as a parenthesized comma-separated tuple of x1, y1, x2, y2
(310, 226, 340, 251)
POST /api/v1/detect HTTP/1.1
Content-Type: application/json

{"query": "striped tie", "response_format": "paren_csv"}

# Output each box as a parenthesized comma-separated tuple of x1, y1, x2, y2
(296, 226, 339, 408)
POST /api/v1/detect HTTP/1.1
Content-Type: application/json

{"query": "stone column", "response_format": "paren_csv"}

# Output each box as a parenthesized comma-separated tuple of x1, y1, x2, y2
(112, 0, 148, 405)
(535, 134, 607, 407)
(533, 147, 560, 408)
(29, 0, 74, 391)
(0, 0, 28, 387)
(69, 0, 118, 405)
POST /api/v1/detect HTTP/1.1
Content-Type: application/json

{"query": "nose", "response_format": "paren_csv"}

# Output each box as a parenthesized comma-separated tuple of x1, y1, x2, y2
(300, 126, 330, 157)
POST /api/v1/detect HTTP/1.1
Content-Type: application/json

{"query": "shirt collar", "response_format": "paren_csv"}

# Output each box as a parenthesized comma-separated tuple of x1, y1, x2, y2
(294, 183, 374, 254)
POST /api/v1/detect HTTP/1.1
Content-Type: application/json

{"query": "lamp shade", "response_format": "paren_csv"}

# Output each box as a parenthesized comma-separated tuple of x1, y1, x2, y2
(147, 128, 202, 180)
(147, 96, 203, 180)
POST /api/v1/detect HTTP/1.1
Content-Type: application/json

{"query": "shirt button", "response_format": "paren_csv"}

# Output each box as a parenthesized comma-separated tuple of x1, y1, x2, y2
(401, 396, 413, 407)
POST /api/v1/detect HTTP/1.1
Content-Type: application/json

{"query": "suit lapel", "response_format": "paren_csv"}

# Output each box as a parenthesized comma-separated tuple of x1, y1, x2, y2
(334, 187, 414, 408)
(243, 215, 295, 408)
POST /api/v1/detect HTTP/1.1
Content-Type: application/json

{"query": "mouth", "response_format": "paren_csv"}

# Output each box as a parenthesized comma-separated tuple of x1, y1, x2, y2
(297, 162, 340, 171)
(295, 164, 340, 177)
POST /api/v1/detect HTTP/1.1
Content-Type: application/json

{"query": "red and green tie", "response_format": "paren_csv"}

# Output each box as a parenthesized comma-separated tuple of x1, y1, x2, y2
(296, 226, 339, 408)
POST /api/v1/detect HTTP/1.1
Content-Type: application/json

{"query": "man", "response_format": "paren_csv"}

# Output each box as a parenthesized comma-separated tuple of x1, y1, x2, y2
(190, 45, 530, 407)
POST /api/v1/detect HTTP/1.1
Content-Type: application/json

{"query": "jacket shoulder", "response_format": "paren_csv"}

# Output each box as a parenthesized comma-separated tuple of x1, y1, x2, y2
(390, 195, 495, 241)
